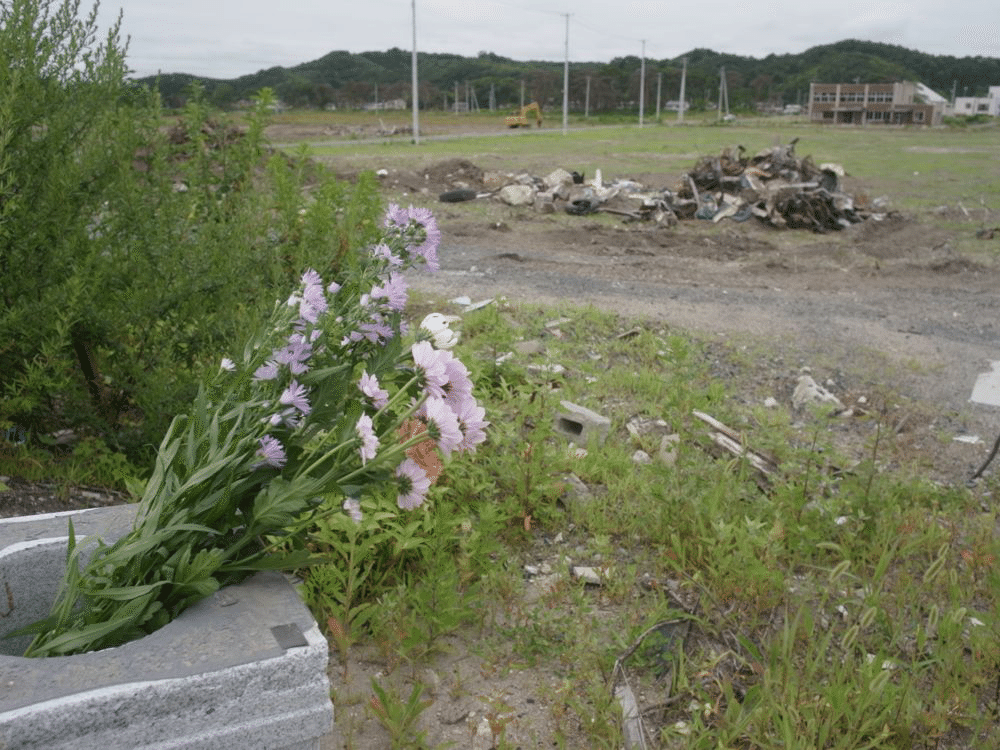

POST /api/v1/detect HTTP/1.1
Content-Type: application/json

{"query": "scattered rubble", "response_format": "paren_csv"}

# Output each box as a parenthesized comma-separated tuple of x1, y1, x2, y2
(437, 140, 893, 233)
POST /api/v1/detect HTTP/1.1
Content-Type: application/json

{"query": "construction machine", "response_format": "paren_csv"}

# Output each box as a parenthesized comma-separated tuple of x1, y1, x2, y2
(504, 101, 542, 128)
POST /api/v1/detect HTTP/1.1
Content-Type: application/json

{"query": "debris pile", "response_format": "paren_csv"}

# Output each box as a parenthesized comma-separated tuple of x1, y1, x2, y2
(435, 140, 892, 233)
(668, 139, 885, 232)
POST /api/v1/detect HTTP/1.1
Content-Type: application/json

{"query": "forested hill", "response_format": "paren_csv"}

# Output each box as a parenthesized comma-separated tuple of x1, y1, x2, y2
(137, 39, 999, 112)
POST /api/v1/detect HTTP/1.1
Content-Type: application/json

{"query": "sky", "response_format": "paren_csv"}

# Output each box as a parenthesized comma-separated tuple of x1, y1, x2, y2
(92, 0, 1000, 81)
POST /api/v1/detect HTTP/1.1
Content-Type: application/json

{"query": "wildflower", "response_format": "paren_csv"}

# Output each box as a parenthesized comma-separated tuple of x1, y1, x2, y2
(220, 357, 236, 371)
(441, 354, 473, 408)
(299, 270, 328, 324)
(398, 418, 443, 484)
(359, 371, 389, 410)
(370, 272, 408, 312)
(371, 243, 403, 267)
(454, 395, 489, 453)
(411, 341, 448, 398)
(327, 280, 341, 295)
(253, 361, 280, 381)
(420, 313, 460, 349)
(406, 206, 441, 271)
(268, 408, 302, 429)
(356, 414, 378, 464)
(274, 333, 312, 374)
(254, 435, 287, 469)
(300, 268, 322, 287)
(395, 457, 431, 510)
(383, 202, 410, 229)
(342, 497, 363, 523)
(418, 396, 463, 458)
(280, 380, 311, 415)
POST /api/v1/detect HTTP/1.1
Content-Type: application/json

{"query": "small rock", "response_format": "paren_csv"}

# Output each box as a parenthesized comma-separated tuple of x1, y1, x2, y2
(792, 375, 845, 412)
(571, 565, 607, 585)
(498, 184, 535, 206)
(632, 449, 652, 465)
(763, 396, 779, 408)
(513, 339, 545, 356)
(658, 434, 680, 466)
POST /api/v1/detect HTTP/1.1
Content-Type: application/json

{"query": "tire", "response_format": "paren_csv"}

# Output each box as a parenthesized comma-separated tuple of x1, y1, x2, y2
(438, 189, 478, 203)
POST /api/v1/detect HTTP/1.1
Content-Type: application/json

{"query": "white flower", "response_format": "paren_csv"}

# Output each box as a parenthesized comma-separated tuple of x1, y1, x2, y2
(420, 313, 461, 349)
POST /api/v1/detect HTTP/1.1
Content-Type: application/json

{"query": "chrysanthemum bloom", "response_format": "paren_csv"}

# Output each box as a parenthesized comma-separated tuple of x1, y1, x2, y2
(406, 206, 441, 271)
(441, 353, 473, 407)
(359, 371, 390, 410)
(398, 418, 443, 484)
(254, 435, 287, 468)
(411, 341, 449, 398)
(454, 395, 489, 453)
(371, 243, 403, 267)
(395, 457, 431, 510)
(342, 497, 363, 523)
(280, 380, 311, 415)
(356, 414, 378, 464)
(274, 333, 312, 375)
(253, 361, 280, 381)
(418, 396, 463, 458)
(370, 272, 408, 312)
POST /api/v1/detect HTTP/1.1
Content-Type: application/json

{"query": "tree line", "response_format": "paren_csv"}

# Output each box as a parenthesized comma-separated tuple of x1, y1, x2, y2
(139, 39, 1000, 113)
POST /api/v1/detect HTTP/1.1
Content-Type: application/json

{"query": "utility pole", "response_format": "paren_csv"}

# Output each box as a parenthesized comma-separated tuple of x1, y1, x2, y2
(638, 40, 646, 127)
(410, 0, 420, 144)
(520, 79, 525, 108)
(678, 57, 687, 123)
(585, 75, 591, 118)
(489, 83, 495, 111)
(562, 13, 570, 135)
(453, 81, 458, 113)
(656, 71, 662, 121)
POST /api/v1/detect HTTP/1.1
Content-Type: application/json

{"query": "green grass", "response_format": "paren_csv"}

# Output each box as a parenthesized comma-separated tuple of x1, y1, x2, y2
(285, 114, 1000, 221)
(309, 294, 1000, 748)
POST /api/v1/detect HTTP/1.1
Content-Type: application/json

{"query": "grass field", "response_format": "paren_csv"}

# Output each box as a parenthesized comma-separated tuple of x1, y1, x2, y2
(254, 112, 1000, 748)
(269, 110, 1000, 222)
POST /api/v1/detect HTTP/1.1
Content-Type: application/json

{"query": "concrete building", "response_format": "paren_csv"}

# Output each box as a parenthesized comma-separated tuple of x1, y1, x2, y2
(952, 86, 1000, 117)
(808, 81, 945, 126)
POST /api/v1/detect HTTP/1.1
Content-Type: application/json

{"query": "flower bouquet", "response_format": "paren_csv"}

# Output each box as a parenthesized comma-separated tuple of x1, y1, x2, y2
(13, 204, 487, 657)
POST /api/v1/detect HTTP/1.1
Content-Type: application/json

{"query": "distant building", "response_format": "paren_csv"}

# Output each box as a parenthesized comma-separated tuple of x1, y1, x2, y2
(808, 81, 945, 126)
(952, 86, 1000, 117)
(362, 98, 406, 111)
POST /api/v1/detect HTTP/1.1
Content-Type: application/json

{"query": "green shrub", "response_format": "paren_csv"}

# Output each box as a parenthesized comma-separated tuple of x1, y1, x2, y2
(0, 1, 382, 473)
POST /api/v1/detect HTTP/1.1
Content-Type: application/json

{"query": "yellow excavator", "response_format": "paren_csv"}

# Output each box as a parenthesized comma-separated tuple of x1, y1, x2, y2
(504, 101, 543, 128)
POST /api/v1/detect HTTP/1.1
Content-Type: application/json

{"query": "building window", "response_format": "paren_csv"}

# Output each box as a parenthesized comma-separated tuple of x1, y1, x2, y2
(915, 111, 924, 121)
(978, 103, 988, 112)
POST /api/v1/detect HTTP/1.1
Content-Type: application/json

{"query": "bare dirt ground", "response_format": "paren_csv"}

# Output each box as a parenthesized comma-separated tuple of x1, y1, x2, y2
(389, 157, 1000, 482)
(4, 139, 1000, 749)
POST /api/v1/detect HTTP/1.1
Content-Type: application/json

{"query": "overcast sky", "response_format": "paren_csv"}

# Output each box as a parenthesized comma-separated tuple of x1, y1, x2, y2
(93, 0, 1000, 81)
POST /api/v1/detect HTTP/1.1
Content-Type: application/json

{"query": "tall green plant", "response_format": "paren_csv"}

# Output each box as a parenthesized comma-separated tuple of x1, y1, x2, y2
(0, 0, 131, 437)
(0, 0, 384, 471)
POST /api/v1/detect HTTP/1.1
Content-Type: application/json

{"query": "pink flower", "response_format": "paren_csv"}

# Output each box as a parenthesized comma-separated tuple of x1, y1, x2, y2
(359, 371, 389, 410)
(418, 397, 463, 458)
(395, 458, 431, 510)
(441, 353, 473, 408)
(343, 497, 363, 523)
(411, 341, 448, 398)
(280, 380, 311, 415)
(454, 395, 488, 453)
(254, 435, 287, 469)
(356, 414, 379, 464)
(253, 361, 280, 381)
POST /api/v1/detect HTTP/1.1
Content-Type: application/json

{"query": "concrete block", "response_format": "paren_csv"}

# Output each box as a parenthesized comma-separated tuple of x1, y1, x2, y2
(555, 400, 611, 445)
(0, 505, 333, 750)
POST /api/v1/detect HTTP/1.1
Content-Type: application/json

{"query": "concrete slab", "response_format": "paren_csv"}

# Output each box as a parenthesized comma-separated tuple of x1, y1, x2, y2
(970, 360, 1000, 407)
(0, 505, 333, 749)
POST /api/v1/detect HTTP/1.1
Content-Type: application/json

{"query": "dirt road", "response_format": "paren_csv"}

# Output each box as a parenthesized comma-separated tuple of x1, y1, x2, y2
(404, 190, 1000, 485)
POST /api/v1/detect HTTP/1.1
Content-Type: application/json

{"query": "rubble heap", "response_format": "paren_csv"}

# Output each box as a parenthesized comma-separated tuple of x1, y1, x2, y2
(668, 139, 885, 232)
(459, 139, 891, 233)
